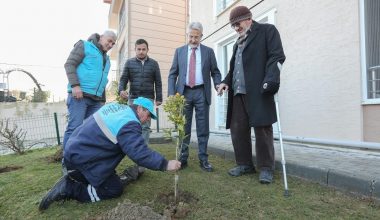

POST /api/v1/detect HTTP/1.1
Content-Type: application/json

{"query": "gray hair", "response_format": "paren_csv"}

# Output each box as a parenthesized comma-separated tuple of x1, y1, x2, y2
(102, 30, 117, 40)
(187, 22, 203, 34)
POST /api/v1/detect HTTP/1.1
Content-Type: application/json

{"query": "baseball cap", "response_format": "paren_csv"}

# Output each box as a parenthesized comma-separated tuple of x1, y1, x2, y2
(133, 97, 157, 120)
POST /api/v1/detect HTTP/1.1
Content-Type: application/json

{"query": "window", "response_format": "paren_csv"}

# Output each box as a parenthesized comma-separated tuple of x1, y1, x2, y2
(118, 41, 126, 80)
(360, 0, 380, 103)
(119, 0, 126, 35)
(215, 0, 236, 15)
(216, 40, 234, 129)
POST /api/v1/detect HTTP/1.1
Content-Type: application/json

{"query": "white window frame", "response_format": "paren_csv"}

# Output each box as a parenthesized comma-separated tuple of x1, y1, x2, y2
(360, 0, 380, 105)
(118, 0, 126, 35)
(213, 0, 237, 17)
(214, 32, 237, 129)
(255, 8, 277, 24)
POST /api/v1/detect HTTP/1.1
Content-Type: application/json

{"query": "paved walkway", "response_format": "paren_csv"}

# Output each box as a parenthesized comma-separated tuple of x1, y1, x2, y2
(151, 131, 380, 200)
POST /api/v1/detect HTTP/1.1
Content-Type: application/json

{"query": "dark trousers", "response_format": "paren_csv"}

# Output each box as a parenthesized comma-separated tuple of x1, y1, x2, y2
(64, 169, 123, 203)
(180, 86, 210, 162)
(230, 94, 275, 170)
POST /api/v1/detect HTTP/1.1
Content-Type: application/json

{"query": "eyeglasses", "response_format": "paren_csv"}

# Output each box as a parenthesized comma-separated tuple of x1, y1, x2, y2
(231, 18, 250, 29)
(231, 22, 241, 29)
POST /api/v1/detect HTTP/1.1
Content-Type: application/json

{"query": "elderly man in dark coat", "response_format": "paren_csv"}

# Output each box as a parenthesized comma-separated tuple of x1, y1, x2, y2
(217, 6, 286, 184)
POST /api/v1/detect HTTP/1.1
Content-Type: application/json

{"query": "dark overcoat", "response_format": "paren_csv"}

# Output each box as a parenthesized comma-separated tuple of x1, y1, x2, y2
(223, 21, 286, 128)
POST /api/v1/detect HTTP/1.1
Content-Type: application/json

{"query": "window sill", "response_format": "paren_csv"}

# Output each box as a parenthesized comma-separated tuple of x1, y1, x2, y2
(362, 99, 380, 105)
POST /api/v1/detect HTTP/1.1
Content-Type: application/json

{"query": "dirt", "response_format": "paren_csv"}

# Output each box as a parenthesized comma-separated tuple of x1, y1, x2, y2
(0, 165, 23, 173)
(44, 148, 63, 163)
(156, 189, 198, 219)
(93, 190, 198, 220)
(94, 199, 167, 220)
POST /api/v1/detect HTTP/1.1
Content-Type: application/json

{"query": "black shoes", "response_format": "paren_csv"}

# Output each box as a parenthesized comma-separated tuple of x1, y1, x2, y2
(119, 165, 145, 186)
(199, 160, 213, 172)
(228, 165, 256, 177)
(39, 175, 68, 211)
(179, 160, 188, 170)
(179, 159, 213, 172)
(259, 168, 274, 184)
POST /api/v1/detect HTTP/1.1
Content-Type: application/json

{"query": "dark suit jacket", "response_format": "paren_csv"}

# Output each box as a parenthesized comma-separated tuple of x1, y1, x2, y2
(168, 44, 221, 105)
(223, 21, 286, 128)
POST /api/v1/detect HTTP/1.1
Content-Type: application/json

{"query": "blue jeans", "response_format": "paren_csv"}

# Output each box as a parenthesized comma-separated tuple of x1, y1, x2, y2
(62, 94, 104, 149)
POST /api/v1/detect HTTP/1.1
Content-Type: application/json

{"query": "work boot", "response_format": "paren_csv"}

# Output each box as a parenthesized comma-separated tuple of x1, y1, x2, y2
(199, 160, 213, 172)
(228, 165, 256, 177)
(39, 176, 68, 211)
(119, 165, 145, 186)
(259, 168, 274, 184)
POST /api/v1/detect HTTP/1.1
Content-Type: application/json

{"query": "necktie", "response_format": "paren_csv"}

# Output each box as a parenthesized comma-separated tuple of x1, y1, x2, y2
(189, 47, 197, 88)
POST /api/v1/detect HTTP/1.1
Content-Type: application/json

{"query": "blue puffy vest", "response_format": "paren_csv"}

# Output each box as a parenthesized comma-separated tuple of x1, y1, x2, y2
(68, 40, 110, 97)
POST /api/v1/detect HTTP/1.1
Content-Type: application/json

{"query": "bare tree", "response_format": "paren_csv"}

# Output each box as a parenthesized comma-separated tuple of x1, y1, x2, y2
(0, 119, 29, 154)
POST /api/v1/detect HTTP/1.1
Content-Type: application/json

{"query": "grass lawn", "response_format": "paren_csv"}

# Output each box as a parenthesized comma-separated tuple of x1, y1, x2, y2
(0, 144, 379, 219)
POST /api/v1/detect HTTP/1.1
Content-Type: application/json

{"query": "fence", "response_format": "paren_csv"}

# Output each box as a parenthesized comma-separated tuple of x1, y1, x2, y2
(0, 113, 67, 154)
(0, 108, 175, 155)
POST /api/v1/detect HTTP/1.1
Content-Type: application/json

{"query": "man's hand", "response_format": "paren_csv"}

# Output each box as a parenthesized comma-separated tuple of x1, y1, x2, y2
(217, 83, 229, 96)
(72, 86, 83, 99)
(120, 90, 129, 100)
(155, 101, 162, 106)
(166, 160, 181, 171)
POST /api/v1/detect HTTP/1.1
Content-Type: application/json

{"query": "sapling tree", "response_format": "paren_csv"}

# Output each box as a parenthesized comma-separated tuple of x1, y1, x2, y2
(163, 93, 186, 203)
(113, 81, 129, 105)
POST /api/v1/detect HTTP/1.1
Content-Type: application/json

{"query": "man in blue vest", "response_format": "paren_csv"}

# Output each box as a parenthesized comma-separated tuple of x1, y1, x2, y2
(62, 30, 117, 152)
(39, 97, 181, 211)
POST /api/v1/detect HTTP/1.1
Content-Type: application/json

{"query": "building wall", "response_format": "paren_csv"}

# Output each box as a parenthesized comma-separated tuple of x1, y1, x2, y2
(107, 0, 188, 129)
(191, 0, 365, 141)
(363, 105, 380, 142)
(127, 0, 187, 99)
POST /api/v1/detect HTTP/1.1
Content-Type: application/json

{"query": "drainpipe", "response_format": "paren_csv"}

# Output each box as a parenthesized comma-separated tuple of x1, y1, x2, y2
(209, 130, 380, 151)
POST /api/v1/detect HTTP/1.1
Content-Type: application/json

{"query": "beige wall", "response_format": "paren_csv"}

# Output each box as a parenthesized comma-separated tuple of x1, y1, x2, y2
(128, 0, 187, 98)
(363, 105, 380, 142)
(191, 0, 366, 141)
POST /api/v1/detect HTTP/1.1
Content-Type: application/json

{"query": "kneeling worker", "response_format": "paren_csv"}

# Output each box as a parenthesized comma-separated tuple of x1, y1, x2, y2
(39, 97, 181, 210)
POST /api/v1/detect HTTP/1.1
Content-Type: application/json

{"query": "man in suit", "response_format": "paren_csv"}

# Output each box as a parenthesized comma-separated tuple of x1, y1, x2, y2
(168, 22, 221, 172)
(217, 6, 286, 184)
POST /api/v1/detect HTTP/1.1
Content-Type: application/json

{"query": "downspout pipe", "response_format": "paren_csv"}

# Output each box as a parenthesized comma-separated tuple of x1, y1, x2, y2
(209, 130, 380, 151)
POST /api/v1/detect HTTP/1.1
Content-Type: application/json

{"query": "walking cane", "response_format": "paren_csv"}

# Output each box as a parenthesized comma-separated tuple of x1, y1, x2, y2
(274, 94, 290, 197)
